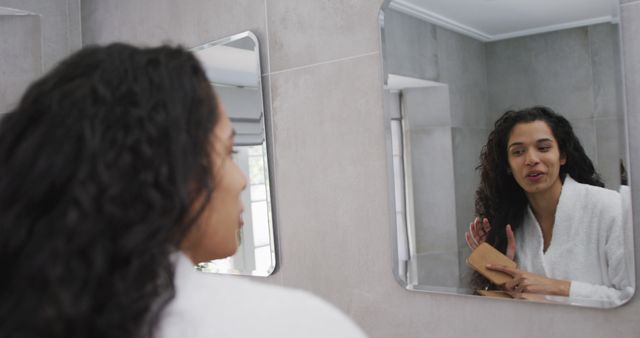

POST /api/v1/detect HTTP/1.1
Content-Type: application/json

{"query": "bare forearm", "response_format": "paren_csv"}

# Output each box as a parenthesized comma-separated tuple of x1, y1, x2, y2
(551, 279, 570, 297)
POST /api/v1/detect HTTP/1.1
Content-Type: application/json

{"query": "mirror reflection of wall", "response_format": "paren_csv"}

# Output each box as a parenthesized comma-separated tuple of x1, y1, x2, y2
(486, 24, 624, 190)
(192, 31, 276, 277)
(381, 0, 634, 307)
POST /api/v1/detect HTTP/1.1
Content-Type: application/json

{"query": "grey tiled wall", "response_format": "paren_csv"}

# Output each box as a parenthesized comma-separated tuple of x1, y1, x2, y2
(8, 0, 640, 336)
(81, 0, 270, 73)
(486, 24, 624, 189)
(0, 0, 81, 113)
(0, 15, 41, 114)
(452, 126, 488, 281)
(487, 27, 595, 122)
(266, 1, 380, 73)
(383, 9, 438, 81)
(436, 27, 489, 128)
(0, 0, 81, 71)
(402, 86, 457, 262)
(589, 24, 623, 120)
(620, 2, 640, 337)
(407, 125, 456, 253)
(383, 9, 489, 289)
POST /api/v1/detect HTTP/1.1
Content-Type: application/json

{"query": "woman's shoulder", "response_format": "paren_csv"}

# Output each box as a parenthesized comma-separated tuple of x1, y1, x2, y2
(155, 253, 366, 337)
(566, 176, 621, 208)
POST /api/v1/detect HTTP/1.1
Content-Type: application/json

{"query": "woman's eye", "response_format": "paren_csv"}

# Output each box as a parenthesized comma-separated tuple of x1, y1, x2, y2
(539, 146, 551, 152)
(511, 149, 524, 156)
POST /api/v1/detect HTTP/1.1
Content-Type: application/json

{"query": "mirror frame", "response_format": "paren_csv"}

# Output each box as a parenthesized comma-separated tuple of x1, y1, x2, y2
(191, 31, 279, 277)
(378, 0, 636, 307)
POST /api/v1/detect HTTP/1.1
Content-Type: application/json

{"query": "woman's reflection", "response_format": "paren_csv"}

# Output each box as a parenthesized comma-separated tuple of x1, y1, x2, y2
(465, 106, 634, 305)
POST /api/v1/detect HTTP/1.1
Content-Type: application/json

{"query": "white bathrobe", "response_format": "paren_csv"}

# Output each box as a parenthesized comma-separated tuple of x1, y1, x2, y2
(515, 175, 635, 306)
(154, 252, 366, 338)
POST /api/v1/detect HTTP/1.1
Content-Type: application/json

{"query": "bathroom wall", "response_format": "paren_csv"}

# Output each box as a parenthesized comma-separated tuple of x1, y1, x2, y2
(0, 0, 81, 114)
(620, 1, 640, 336)
(19, 0, 640, 336)
(437, 27, 489, 287)
(0, 0, 81, 70)
(402, 85, 459, 288)
(486, 23, 624, 189)
(383, 9, 489, 288)
(0, 13, 40, 114)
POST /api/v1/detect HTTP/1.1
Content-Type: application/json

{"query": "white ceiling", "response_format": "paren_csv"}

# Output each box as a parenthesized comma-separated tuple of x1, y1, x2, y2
(389, 0, 619, 41)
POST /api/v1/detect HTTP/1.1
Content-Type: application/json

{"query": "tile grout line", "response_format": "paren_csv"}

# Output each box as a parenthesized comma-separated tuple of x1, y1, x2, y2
(262, 0, 274, 153)
(268, 51, 380, 76)
(263, 0, 271, 76)
(262, 0, 274, 155)
(261, 0, 284, 279)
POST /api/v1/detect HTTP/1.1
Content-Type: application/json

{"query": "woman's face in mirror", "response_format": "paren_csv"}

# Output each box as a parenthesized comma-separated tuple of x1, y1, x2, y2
(182, 104, 248, 263)
(507, 120, 567, 196)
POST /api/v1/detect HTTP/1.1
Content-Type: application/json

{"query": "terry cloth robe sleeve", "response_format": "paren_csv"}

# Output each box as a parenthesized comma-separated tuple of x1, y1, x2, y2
(515, 175, 634, 306)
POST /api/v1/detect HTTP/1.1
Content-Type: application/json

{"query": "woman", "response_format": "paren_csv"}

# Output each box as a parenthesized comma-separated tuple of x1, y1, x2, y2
(465, 106, 633, 305)
(0, 44, 364, 337)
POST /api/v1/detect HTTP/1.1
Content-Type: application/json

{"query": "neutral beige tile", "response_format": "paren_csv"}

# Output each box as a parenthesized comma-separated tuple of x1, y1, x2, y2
(81, 0, 269, 72)
(266, 0, 383, 72)
(0, 0, 80, 70)
(268, 53, 390, 315)
(0, 15, 41, 113)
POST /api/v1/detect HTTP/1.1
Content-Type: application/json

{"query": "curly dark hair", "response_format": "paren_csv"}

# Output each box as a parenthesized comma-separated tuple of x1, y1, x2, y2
(472, 106, 603, 289)
(0, 43, 219, 337)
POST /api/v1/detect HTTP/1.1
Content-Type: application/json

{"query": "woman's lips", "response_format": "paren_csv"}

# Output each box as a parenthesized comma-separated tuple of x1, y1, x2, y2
(525, 171, 545, 182)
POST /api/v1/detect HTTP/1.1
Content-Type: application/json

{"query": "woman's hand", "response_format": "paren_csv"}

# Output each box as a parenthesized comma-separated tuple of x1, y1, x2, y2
(465, 217, 490, 250)
(465, 218, 517, 261)
(486, 264, 570, 297)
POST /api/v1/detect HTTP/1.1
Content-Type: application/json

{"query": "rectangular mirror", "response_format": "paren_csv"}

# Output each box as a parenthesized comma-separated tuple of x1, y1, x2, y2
(191, 31, 276, 277)
(380, 0, 635, 307)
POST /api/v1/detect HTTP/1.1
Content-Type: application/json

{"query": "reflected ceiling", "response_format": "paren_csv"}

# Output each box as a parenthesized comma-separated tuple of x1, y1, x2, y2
(390, 0, 618, 41)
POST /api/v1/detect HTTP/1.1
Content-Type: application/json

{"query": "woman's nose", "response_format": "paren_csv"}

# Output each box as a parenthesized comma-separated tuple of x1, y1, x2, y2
(525, 151, 539, 166)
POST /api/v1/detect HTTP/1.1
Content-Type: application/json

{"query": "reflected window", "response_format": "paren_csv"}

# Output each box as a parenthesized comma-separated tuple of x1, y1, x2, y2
(192, 31, 276, 277)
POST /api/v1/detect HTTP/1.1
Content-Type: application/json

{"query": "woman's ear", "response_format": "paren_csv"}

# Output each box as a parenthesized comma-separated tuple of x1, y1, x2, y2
(560, 153, 567, 165)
